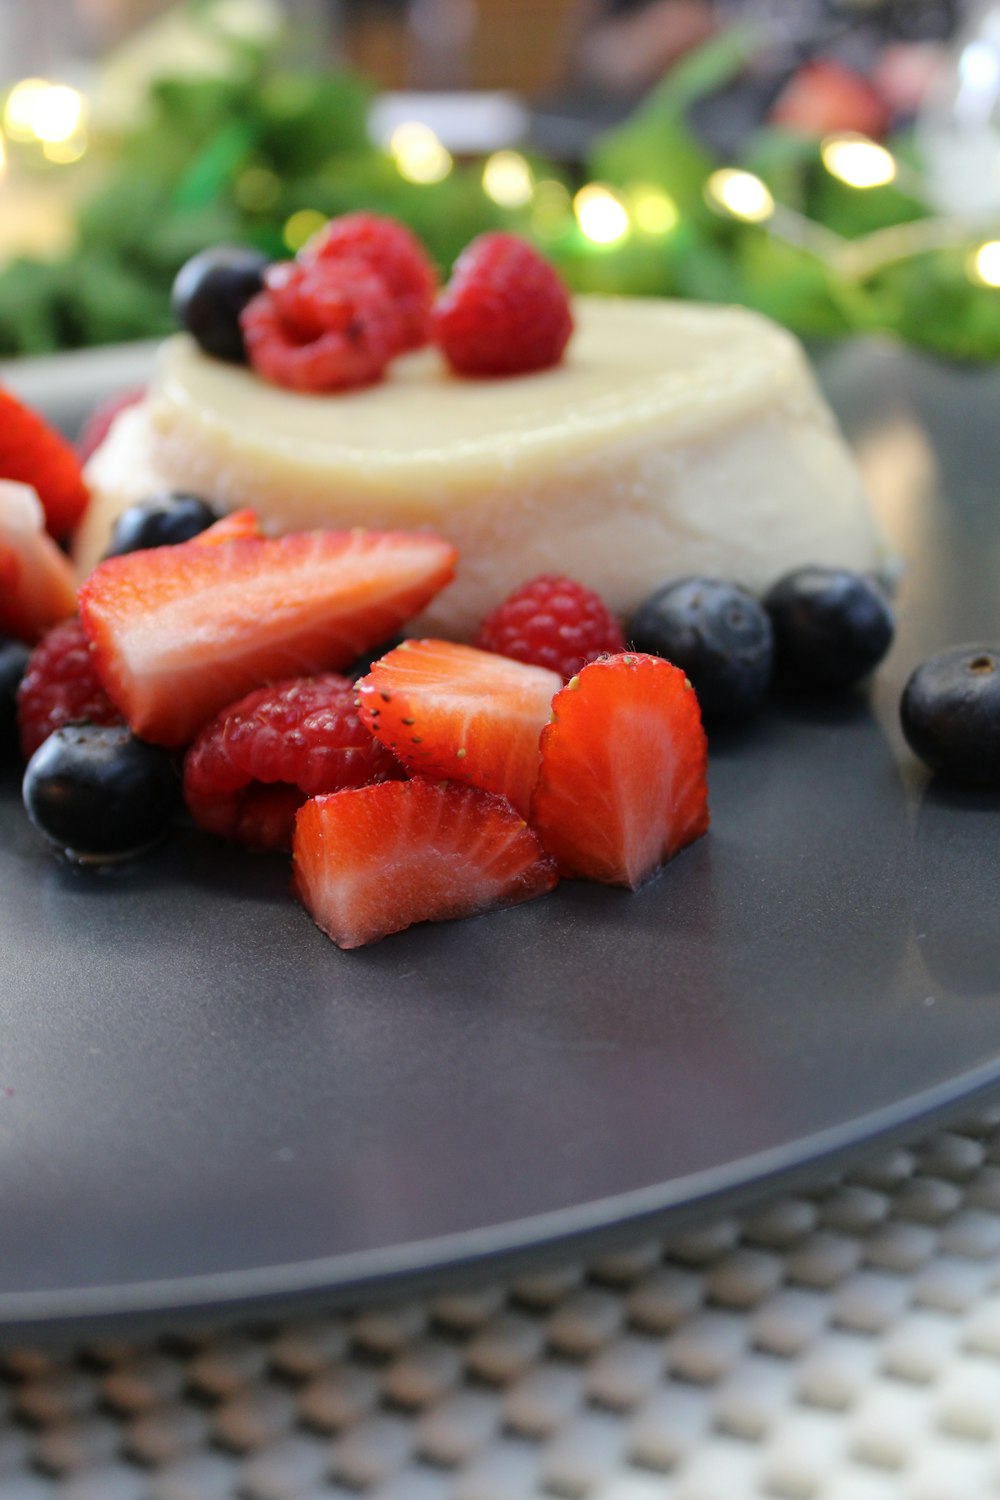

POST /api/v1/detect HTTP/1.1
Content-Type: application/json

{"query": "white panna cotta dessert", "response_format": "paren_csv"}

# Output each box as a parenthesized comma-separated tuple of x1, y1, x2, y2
(79, 296, 892, 637)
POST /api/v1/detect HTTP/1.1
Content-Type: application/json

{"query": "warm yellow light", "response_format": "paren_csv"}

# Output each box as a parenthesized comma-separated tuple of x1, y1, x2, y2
(389, 122, 453, 185)
(821, 134, 897, 190)
(283, 209, 328, 253)
(574, 183, 630, 245)
(4, 79, 50, 141)
(629, 184, 679, 235)
(482, 150, 533, 208)
(705, 168, 774, 223)
(969, 240, 1000, 287)
(0, 131, 6, 180)
(530, 179, 571, 239)
(42, 130, 88, 164)
(29, 84, 84, 144)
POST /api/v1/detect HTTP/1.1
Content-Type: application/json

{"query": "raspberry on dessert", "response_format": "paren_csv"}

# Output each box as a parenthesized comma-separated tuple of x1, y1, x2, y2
(432, 233, 574, 377)
(0, 388, 89, 538)
(77, 388, 145, 465)
(476, 574, 625, 681)
(17, 617, 122, 760)
(240, 258, 403, 393)
(301, 213, 438, 353)
(78, 527, 456, 748)
(530, 653, 709, 889)
(293, 778, 558, 949)
(0, 480, 78, 644)
(356, 639, 561, 818)
(184, 673, 406, 850)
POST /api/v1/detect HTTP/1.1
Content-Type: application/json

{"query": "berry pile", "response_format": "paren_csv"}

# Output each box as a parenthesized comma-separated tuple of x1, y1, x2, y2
(172, 215, 575, 392)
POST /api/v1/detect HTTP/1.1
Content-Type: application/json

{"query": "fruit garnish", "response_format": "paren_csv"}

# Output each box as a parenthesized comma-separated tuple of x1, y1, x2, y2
(172, 246, 270, 363)
(432, 233, 574, 377)
(301, 212, 438, 354)
(530, 653, 709, 889)
(78, 528, 456, 748)
(0, 389, 89, 538)
(764, 566, 894, 689)
(356, 639, 561, 818)
(105, 492, 223, 557)
(1, 639, 30, 761)
(17, 617, 122, 760)
(476, 574, 625, 681)
(293, 779, 558, 950)
(22, 722, 180, 865)
(184, 673, 406, 851)
(193, 508, 263, 546)
(0, 481, 78, 644)
(241, 257, 403, 393)
(900, 645, 1000, 787)
(628, 577, 774, 722)
(77, 388, 145, 464)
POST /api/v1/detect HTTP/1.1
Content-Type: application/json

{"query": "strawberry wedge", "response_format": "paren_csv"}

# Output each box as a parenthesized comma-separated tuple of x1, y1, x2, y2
(79, 529, 456, 747)
(356, 639, 560, 818)
(294, 779, 558, 949)
(0, 481, 78, 643)
(530, 653, 710, 889)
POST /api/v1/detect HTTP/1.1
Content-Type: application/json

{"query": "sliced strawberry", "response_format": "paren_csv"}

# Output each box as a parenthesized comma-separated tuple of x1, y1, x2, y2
(194, 508, 262, 546)
(78, 529, 456, 748)
(356, 639, 561, 818)
(0, 387, 89, 537)
(0, 481, 78, 644)
(293, 779, 558, 949)
(530, 653, 709, 889)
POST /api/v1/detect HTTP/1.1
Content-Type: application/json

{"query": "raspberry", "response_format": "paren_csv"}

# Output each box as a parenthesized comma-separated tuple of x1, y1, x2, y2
(475, 575, 625, 681)
(17, 617, 122, 760)
(301, 213, 438, 353)
(183, 673, 406, 850)
(240, 258, 402, 393)
(432, 233, 573, 377)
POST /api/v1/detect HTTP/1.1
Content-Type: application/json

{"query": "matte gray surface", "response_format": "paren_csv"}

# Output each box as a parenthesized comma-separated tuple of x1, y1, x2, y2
(0, 338, 997, 1332)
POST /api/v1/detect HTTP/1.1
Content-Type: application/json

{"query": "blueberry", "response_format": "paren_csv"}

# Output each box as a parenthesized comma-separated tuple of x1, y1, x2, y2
(171, 245, 269, 363)
(0, 637, 30, 761)
(627, 578, 773, 721)
(105, 492, 220, 557)
(23, 723, 181, 862)
(901, 645, 1000, 786)
(764, 566, 894, 688)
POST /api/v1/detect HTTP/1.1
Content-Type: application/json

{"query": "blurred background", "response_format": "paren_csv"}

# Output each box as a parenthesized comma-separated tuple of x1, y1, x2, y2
(3, 0, 1000, 361)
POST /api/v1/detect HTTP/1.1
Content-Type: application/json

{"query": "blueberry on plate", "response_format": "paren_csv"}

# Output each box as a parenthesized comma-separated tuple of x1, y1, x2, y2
(104, 492, 220, 557)
(172, 245, 270, 363)
(627, 577, 774, 721)
(901, 645, 1000, 786)
(764, 566, 894, 688)
(0, 637, 30, 761)
(23, 723, 181, 863)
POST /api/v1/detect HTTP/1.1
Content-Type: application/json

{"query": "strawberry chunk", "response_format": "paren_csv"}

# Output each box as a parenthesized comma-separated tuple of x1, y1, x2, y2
(193, 508, 262, 546)
(0, 481, 78, 644)
(356, 639, 561, 818)
(78, 529, 456, 748)
(184, 673, 405, 850)
(530, 653, 709, 889)
(0, 388, 89, 538)
(293, 779, 558, 949)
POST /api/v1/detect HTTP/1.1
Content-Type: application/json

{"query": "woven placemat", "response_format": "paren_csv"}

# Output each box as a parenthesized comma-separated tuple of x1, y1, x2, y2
(6, 1106, 1000, 1500)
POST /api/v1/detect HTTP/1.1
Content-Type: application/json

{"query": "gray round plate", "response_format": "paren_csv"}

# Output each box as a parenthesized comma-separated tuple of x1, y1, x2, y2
(0, 338, 998, 1335)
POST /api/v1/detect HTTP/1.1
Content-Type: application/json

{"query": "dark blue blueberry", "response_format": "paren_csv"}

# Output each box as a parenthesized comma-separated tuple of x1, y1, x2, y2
(0, 638, 30, 761)
(171, 245, 270, 363)
(901, 645, 1000, 786)
(105, 492, 220, 557)
(23, 722, 180, 862)
(764, 566, 894, 689)
(627, 577, 773, 721)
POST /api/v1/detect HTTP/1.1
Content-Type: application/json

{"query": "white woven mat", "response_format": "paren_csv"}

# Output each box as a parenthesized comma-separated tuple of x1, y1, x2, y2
(6, 1106, 1000, 1500)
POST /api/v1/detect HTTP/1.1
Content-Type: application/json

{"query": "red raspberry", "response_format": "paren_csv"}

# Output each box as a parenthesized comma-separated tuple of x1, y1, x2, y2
(475, 575, 626, 681)
(17, 617, 123, 759)
(183, 673, 406, 850)
(432, 233, 573, 377)
(301, 213, 438, 353)
(240, 258, 402, 393)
